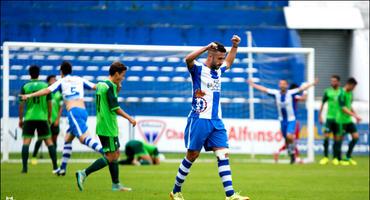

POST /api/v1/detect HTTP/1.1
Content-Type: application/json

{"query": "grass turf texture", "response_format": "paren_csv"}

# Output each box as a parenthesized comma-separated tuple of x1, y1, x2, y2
(1, 155, 369, 200)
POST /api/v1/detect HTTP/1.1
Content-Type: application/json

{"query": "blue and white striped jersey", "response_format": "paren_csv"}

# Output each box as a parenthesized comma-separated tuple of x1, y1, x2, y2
(188, 60, 228, 119)
(267, 88, 300, 122)
(48, 75, 95, 101)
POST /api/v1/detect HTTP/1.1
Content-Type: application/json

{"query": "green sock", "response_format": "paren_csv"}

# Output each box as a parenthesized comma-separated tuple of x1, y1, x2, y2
(85, 157, 108, 176)
(109, 160, 119, 184)
(32, 140, 42, 158)
(22, 145, 30, 172)
(47, 145, 58, 170)
(346, 139, 358, 159)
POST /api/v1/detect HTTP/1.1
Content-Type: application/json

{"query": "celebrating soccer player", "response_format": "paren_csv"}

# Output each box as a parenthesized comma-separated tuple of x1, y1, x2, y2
(169, 35, 250, 200)
(318, 75, 341, 165)
(332, 78, 361, 165)
(75, 61, 136, 191)
(20, 61, 103, 175)
(18, 65, 58, 173)
(31, 75, 63, 165)
(247, 78, 318, 164)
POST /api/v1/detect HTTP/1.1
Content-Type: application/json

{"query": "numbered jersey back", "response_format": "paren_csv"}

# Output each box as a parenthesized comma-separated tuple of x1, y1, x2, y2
(21, 79, 50, 121)
(48, 75, 95, 101)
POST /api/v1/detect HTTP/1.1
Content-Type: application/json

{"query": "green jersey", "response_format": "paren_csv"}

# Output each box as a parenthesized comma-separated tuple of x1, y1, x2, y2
(336, 88, 353, 124)
(142, 142, 158, 156)
(20, 79, 51, 121)
(322, 87, 341, 120)
(51, 90, 63, 123)
(95, 80, 120, 137)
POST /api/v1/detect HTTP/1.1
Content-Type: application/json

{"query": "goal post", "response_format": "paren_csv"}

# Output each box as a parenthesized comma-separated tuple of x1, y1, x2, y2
(1, 41, 315, 163)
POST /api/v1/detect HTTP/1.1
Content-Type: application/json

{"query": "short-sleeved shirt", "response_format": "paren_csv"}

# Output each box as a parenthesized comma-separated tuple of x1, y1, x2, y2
(95, 80, 120, 137)
(266, 88, 301, 121)
(20, 79, 51, 121)
(336, 88, 353, 124)
(322, 87, 341, 120)
(48, 75, 95, 101)
(188, 60, 228, 119)
(51, 90, 63, 123)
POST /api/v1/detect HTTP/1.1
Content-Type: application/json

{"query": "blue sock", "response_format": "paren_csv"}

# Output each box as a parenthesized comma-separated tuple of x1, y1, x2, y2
(83, 135, 103, 154)
(60, 142, 72, 170)
(218, 158, 235, 197)
(173, 157, 192, 193)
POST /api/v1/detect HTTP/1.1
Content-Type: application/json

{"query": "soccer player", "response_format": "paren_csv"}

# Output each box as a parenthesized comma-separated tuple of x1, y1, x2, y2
(332, 78, 361, 165)
(169, 35, 250, 200)
(274, 83, 306, 163)
(18, 65, 58, 173)
(75, 61, 136, 191)
(318, 75, 341, 165)
(247, 78, 318, 164)
(20, 61, 103, 175)
(118, 140, 160, 165)
(31, 75, 63, 164)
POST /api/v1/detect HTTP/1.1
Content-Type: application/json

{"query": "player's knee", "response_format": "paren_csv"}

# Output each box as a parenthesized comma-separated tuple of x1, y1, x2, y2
(214, 148, 229, 160)
(186, 151, 199, 162)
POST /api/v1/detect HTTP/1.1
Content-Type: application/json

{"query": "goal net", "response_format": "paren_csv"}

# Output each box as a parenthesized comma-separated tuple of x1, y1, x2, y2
(1, 42, 315, 163)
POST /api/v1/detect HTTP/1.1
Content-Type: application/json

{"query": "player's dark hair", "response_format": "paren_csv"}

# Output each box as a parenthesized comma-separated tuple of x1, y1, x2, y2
(46, 75, 56, 82)
(60, 61, 72, 75)
(29, 65, 40, 79)
(213, 41, 226, 53)
(331, 75, 340, 81)
(289, 83, 299, 89)
(347, 77, 357, 85)
(109, 61, 127, 76)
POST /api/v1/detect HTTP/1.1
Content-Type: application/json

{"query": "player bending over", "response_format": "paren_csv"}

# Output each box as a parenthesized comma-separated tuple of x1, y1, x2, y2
(332, 78, 361, 166)
(118, 140, 160, 165)
(247, 78, 318, 164)
(18, 65, 58, 173)
(32, 75, 63, 165)
(318, 75, 341, 165)
(75, 61, 136, 191)
(170, 35, 250, 200)
(20, 61, 103, 175)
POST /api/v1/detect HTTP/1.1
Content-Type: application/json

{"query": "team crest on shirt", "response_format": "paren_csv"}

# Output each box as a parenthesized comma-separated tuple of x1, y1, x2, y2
(193, 89, 207, 113)
(137, 120, 166, 144)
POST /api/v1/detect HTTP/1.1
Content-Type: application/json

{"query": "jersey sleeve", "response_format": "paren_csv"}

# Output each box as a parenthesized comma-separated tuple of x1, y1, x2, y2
(220, 62, 228, 74)
(266, 89, 278, 97)
(19, 85, 25, 102)
(322, 90, 328, 103)
(338, 92, 346, 108)
(82, 78, 95, 90)
(48, 79, 62, 92)
(288, 88, 300, 95)
(107, 84, 120, 111)
(188, 60, 201, 74)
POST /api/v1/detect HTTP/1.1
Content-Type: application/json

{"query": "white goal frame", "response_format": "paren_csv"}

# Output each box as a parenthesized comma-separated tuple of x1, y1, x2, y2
(1, 41, 315, 163)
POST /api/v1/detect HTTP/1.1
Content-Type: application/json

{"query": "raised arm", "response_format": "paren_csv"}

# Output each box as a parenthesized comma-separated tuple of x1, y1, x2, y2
(185, 42, 217, 69)
(298, 78, 319, 92)
(247, 79, 269, 93)
(224, 35, 241, 69)
(20, 88, 51, 101)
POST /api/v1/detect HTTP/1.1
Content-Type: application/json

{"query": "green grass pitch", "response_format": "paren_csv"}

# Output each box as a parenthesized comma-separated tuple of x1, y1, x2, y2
(1, 154, 369, 200)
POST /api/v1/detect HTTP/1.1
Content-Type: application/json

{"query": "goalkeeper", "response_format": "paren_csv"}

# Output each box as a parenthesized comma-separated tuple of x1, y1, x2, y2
(118, 140, 160, 165)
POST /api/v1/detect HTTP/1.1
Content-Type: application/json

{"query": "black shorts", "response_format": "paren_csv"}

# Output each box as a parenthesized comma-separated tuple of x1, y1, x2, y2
(338, 123, 358, 136)
(324, 119, 337, 134)
(50, 124, 60, 136)
(98, 135, 120, 153)
(22, 120, 51, 139)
